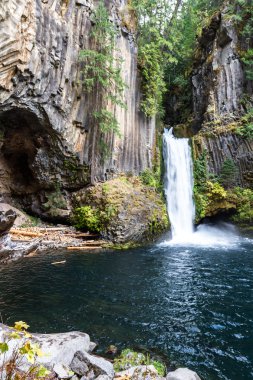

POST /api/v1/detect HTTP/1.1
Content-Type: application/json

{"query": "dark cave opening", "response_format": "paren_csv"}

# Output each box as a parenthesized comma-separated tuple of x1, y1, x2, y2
(0, 108, 45, 196)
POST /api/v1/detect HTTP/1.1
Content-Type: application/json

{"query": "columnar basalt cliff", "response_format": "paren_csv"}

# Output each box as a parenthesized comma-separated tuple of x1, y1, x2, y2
(190, 8, 253, 188)
(0, 0, 155, 221)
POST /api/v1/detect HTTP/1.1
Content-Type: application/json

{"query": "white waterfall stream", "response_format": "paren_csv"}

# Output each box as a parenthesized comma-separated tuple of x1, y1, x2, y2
(162, 128, 238, 246)
(163, 128, 195, 240)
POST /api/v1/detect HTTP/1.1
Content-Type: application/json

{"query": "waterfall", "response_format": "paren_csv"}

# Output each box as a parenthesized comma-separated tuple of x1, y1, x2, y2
(163, 128, 195, 240)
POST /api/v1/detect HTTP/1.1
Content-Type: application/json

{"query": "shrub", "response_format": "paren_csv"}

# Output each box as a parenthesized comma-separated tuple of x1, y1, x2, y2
(0, 321, 50, 380)
(113, 349, 166, 376)
(73, 206, 101, 233)
(231, 188, 253, 223)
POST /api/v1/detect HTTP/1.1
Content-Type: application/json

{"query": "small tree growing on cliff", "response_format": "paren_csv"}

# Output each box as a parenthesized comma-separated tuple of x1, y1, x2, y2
(219, 158, 238, 188)
(80, 1, 126, 166)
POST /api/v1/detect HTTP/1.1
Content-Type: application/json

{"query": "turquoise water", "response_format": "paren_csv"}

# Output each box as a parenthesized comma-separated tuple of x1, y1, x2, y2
(0, 227, 252, 380)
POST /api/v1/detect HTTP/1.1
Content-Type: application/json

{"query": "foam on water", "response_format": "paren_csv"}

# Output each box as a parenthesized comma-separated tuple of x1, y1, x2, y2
(159, 222, 244, 248)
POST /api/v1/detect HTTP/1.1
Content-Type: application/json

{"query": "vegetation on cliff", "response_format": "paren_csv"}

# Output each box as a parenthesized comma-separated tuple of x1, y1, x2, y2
(193, 147, 253, 224)
(80, 1, 126, 161)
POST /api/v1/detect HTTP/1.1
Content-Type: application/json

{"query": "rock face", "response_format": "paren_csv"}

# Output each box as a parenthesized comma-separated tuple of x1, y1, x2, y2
(0, 0, 155, 219)
(190, 7, 253, 188)
(73, 176, 169, 244)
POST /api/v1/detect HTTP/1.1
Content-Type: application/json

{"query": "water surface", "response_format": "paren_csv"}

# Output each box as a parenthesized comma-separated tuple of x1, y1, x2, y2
(0, 229, 252, 380)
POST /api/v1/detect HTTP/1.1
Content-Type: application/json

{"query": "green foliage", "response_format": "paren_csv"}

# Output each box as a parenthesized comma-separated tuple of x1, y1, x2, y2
(73, 206, 101, 232)
(236, 108, 253, 139)
(193, 152, 237, 221)
(140, 168, 162, 192)
(43, 183, 67, 217)
(0, 321, 50, 380)
(231, 187, 253, 224)
(73, 203, 118, 233)
(193, 151, 208, 191)
(138, 40, 167, 117)
(113, 349, 165, 376)
(130, 0, 177, 117)
(193, 151, 209, 221)
(228, 0, 253, 80)
(219, 158, 238, 188)
(80, 1, 126, 158)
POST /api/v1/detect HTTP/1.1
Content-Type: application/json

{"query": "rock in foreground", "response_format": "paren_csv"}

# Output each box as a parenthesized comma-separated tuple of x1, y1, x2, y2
(0, 323, 203, 380)
(166, 368, 201, 380)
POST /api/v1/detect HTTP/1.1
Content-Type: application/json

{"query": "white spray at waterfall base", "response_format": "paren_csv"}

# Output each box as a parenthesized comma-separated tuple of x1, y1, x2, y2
(162, 128, 241, 247)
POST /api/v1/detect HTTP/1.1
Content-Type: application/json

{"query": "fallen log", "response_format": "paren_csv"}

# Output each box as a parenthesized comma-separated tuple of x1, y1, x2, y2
(65, 233, 100, 238)
(10, 230, 44, 237)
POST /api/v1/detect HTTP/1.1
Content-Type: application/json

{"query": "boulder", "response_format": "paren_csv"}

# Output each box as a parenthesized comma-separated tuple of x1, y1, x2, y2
(0, 209, 16, 236)
(166, 368, 201, 380)
(0, 203, 31, 227)
(53, 363, 74, 379)
(32, 332, 93, 367)
(0, 324, 93, 369)
(70, 351, 114, 379)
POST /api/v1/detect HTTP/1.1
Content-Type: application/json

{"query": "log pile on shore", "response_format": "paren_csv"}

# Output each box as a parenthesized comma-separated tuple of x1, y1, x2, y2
(0, 210, 106, 264)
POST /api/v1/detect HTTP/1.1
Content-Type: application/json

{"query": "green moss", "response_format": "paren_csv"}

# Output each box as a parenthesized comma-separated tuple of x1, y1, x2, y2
(149, 204, 169, 234)
(113, 349, 166, 376)
(105, 242, 141, 250)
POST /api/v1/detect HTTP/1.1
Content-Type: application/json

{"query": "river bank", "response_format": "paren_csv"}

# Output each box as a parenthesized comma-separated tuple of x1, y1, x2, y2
(0, 323, 201, 380)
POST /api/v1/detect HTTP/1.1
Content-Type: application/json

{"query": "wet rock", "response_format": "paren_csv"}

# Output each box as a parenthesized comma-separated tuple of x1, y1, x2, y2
(166, 368, 201, 380)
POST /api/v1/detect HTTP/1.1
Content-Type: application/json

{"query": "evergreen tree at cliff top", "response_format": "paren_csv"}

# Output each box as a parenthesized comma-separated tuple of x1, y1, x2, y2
(130, 0, 225, 119)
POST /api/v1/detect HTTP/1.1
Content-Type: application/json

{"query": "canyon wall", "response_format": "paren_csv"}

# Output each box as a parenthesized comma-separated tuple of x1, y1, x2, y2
(0, 0, 155, 217)
(191, 7, 253, 188)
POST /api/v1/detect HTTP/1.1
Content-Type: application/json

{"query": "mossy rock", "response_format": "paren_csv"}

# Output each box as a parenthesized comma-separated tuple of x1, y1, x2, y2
(72, 176, 169, 244)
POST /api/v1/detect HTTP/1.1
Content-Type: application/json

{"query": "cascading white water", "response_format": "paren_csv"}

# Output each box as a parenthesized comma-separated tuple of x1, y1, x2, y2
(162, 128, 241, 247)
(163, 128, 195, 240)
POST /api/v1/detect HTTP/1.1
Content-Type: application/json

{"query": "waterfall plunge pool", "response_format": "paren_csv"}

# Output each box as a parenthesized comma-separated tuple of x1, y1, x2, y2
(0, 230, 252, 380)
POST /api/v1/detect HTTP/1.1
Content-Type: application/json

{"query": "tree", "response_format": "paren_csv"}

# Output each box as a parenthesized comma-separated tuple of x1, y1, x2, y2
(80, 1, 126, 169)
(219, 158, 238, 188)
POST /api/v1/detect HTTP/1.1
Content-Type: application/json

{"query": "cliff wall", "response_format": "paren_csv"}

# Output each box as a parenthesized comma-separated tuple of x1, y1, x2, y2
(0, 0, 155, 217)
(191, 8, 253, 188)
